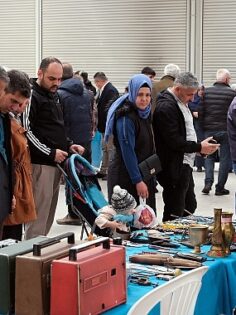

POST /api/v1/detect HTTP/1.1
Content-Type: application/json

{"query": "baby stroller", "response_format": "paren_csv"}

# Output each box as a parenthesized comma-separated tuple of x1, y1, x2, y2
(58, 154, 110, 239)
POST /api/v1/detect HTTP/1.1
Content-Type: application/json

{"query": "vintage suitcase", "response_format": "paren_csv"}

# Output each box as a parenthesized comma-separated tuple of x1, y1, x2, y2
(0, 235, 47, 315)
(15, 232, 78, 315)
(0, 238, 20, 248)
(0, 239, 19, 249)
(51, 237, 126, 315)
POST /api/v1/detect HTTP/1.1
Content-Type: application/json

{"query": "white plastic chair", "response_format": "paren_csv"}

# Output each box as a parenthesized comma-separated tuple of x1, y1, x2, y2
(127, 266, 208, 315)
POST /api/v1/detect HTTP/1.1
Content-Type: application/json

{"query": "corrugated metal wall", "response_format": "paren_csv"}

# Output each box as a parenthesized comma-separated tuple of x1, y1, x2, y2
(202, 0, 236, 85)
(42, 0, 187, 90)
(1, 0, 236, 88)
(0, 0, 36, 76)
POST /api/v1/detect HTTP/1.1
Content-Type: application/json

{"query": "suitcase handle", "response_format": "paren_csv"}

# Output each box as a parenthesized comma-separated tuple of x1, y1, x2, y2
(33, 232, 75, 256)
(69, 237, 110, 261)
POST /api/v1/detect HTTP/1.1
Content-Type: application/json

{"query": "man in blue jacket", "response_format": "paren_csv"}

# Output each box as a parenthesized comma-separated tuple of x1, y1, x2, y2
(56, 62, 93, 225)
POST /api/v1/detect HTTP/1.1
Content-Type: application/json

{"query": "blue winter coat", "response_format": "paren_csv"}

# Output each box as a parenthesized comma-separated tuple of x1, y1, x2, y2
(58, 78, 93, 144)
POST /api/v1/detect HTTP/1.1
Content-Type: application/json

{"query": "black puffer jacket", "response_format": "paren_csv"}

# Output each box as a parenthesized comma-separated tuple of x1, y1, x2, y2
(0, 114, 13, 220)
(199, 82, 236, 132)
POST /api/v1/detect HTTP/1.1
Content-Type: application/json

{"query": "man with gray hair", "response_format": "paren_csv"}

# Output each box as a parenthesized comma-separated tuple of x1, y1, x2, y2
(151, 63, 181, 113)
(199, 68, 236, 195)
(153, 72, 219, 221)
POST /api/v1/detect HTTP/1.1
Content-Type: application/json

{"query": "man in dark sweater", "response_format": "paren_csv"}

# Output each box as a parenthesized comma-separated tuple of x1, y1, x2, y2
(199, 69, 236, 195)
(23, 57, 84, 239)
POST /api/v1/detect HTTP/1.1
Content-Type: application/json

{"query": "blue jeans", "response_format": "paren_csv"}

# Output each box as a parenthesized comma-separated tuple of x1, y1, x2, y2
(204, 131, 231, 191)
(233, 162, 236, 174)
(91, 131, 103, 170)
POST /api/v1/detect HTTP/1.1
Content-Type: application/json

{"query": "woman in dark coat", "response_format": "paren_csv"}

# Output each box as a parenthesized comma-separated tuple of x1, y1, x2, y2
(105, 74, 156, 211)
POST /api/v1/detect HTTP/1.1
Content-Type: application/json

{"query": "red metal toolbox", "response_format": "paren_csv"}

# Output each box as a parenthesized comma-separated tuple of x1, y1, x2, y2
(51, 237, 126, 315)
(15, 232, 78, 315)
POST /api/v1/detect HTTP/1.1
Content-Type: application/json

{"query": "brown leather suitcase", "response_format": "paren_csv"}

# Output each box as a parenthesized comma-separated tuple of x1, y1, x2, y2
(51, 237, 126, 315)
(0, 236, 47, 315)
(15, 232, 79, 315)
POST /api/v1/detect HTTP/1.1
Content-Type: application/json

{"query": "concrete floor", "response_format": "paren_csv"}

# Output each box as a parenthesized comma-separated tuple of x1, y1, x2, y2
(48, 167, 236, 239)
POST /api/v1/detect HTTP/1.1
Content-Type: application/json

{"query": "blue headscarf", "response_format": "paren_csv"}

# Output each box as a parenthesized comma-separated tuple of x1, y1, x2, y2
(104, 74, 152, 142)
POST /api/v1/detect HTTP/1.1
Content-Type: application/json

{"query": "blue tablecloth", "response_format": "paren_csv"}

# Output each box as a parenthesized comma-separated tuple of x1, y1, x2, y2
(195, 245, 236, 315)
(103, 243, 236, 315)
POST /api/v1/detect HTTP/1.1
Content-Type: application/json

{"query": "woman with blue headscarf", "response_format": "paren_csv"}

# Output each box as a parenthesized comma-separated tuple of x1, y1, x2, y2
(105, 74, 156, 210)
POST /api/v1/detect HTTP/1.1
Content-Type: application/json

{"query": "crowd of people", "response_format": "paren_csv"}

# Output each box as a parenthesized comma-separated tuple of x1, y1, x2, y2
(1, 56, 236, 241)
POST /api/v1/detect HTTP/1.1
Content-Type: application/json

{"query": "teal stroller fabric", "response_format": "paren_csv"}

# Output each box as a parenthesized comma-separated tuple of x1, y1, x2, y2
(63, 154, 110, 236)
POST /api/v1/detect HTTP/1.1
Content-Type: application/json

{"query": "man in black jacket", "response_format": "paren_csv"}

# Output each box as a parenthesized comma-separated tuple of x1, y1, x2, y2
(23, 57, 84, 239)
(94, 72, 119, 178)
(153, 72, 219, 222)
(199, 69, 236, 195)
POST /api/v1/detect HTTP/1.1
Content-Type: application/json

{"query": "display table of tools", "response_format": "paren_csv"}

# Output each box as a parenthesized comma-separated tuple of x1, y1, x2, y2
(104, 210, 236, 315)
(0, 210, 236, 315)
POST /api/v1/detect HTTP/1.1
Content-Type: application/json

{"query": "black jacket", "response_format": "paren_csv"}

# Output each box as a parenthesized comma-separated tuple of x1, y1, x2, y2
(153, 90, 201, 185)
(58, 78, 93, 145)
(199, 82, 236, 132)
(97, 82, 119, 133)
(84, 80, 96, 96)
(0, 114, 13, 220)
(23, 80, 72, 166)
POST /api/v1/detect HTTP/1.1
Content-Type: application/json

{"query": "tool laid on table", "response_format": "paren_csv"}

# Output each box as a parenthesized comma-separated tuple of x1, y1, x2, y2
(150, 240, 180, 248)
(127, 263, 182, 283)
(129, 252, 202, 268)
(174, 252, 214, 262)
(129, 275, 158, 287)
(148, 244, 179, 253)
(156, 274, 176, 281)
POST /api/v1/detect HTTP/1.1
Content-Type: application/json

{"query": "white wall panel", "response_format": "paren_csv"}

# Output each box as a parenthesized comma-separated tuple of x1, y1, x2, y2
(202, 0, 236, 85)
(42, 0, 187, 90)
(0, 1, 36, 76)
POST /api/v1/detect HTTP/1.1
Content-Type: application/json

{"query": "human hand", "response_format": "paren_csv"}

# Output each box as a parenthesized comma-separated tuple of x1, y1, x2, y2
(11, 195, 16, 210)
(200, 137, 220, 155)
(69, 144, 85, 155)
(136, 181, 149, 199)
(108, 221, 123, 230)
(54, 149, 68, 163)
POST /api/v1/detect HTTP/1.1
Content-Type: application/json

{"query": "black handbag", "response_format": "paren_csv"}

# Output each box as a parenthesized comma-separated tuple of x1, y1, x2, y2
(138, 153, 162, 181)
